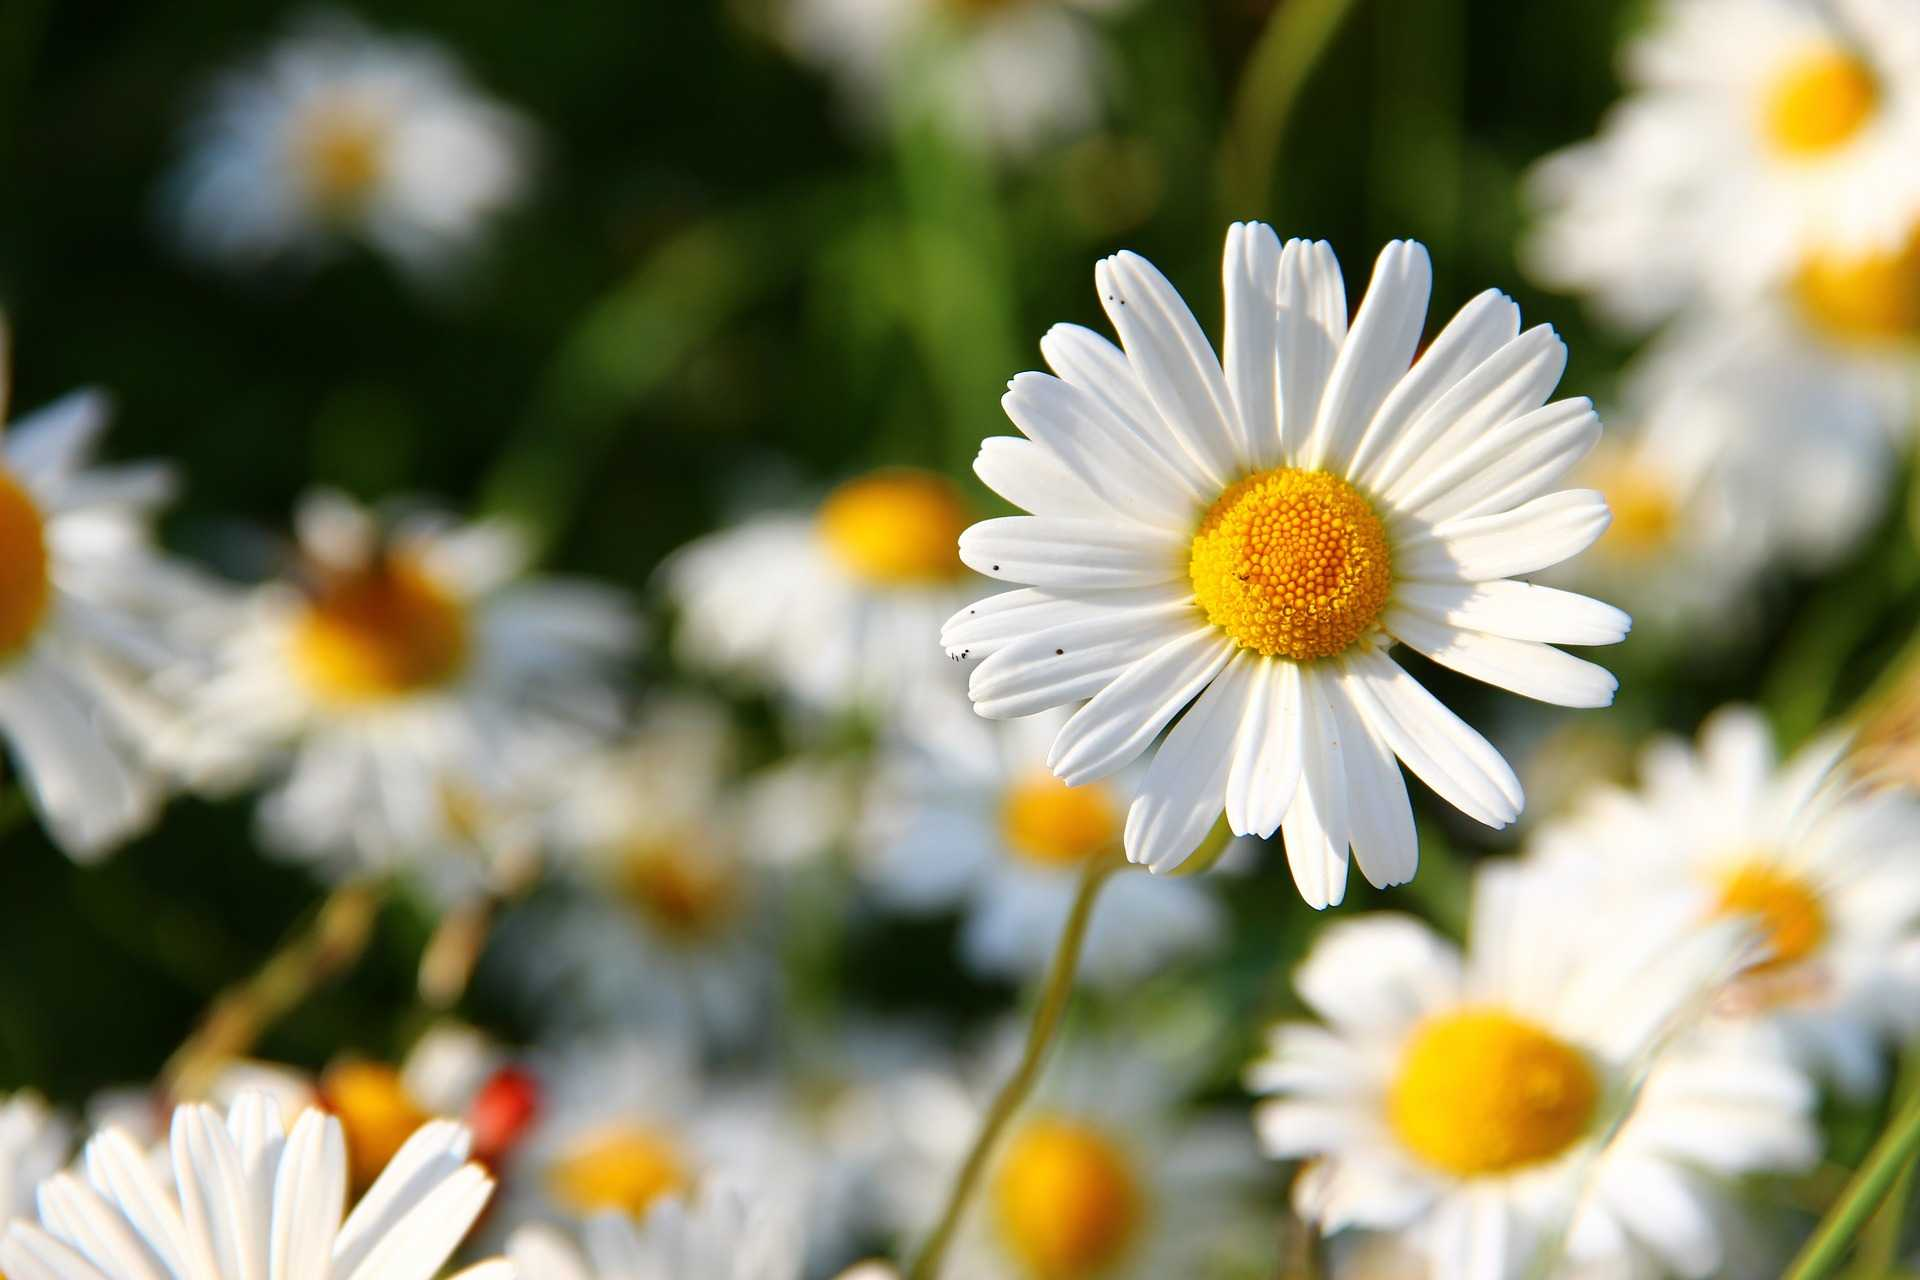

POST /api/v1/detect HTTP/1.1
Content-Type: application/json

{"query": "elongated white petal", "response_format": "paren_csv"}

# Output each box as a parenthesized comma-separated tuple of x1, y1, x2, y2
(1385, 607, 1618, 707)
(973, 436, 1114, 520)
(1222, 222, 1284, 468)
(34, 1175, 168, 1280)
(1324, 683, 1417, 888)
(1275, 239, 1347, 458)
(1040, 323, 1218, 499)
(2, 1225, 116, 1280)
(1350, 289, 1521, 486)
(1048, 629, 1234, 785)
(1096, 252, 1241, 484)
(1339, 648, 1522, 827)
(82, 1131, 194, 1280)
(1303, 240, 1431, 473)
(340, 1166, 491, 1280)
(1225, 659, 1303, 839)
(1002, 372, 1202, 529)
(1393, 397, 1601, 524)
(1393, 489, 1611, 582)
(269, 1110, 343, 1280)
(958, 515, 1185, 589)
(1394, 580, 1631, 646)
(968, 607, 1197, 719)
(1125, 652, 1254, 871)
(334, 1121, 470, 1280)
(170, 1105, 245, 1280)
(1281, 670, 1351, 909)
(942, 584, 1189, 660)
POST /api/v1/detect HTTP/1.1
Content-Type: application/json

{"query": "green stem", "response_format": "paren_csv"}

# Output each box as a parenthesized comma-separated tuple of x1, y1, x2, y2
(1787, 1085, 1920, 1280)
(1218, 0, 1368, 219)
(1852, 1044, 1920, 1277)
(906, 855, 1119, 1280)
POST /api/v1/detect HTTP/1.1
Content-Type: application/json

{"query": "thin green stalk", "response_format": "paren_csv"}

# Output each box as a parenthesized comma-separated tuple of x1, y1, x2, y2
(1851, 1043, 1920, 1278)
(1219, 0, 1369, 219)
(906, 855, 1119, 1280)
(1787, 1086, 1920, 1280)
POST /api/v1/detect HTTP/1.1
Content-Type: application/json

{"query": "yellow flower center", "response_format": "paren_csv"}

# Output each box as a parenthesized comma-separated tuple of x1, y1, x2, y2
(1387, 1010, 1599, 1178)
(547, 1126, 692, 1219)
(817, 469, 973, 586)
(1763, 47, 1879, 157)
(993, 1117, 1143, 1279)
(1713, 861, 1827, 972)
(1588, 454, 1677, 560)
(292, 556, 471, 704)
(295, 100, 388, 212)
(1794, 223, 1920, 346)
(1188, 468, 1391, 660)
(1000, 772, 1121, 868)
(0, 467, 52, 661)
(616, 841, 741, 940)
(320, 1062, 431, 1192)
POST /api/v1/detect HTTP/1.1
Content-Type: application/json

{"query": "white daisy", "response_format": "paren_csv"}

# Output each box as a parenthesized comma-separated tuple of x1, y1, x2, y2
(1247, 860, 1775, 1280)
(0, 1093, 68, 1219)
(776, 0, 1127, 157)
(164, 10, 532, 278)
(1525, 0, 1920, 328)
(168, 489, 636, 893)
(945, 223, 1628, 904)
(860, 708, 1224, 986)
(0, 342, 224, 858)
(1535, 706, 1920, 1099)
(507, 1188, 802, 1280)
(0, 1091, 505, 1280)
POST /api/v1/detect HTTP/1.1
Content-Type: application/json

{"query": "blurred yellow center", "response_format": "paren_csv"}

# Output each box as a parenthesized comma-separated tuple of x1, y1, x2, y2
(1591, 457, 1676, 558)
(818, 469, 972, 585)
(548, 1126, 692, 1219)
(322, 1062, 430, 1191)
(1000, 772, 1120, 868)
(1714, 861, 1827, 971)
(293, 557, 470, 704)
(993, 1117, 1143, 1279)
(296, 102, 387, 210)
(1388, 1010, 1598, 1177)
(1763, 47, 1878, 156)
(617, 842, 741, 940)
(0, 468, 51, 662)
(1794, 224, 1920, 345)
(1189, 468, 1391, 660)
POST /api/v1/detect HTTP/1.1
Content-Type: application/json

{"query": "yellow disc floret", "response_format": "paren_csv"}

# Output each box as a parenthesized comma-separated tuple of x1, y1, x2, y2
(616, 841, 741, 940)
(295, 99, 388, 213)
(0, 468, 51, 662)
(547, 1125, 692, 1219)
(1188, 468, 1391, 660)
(993, 1117, 1143, 1279)
(1587, 452, 1677, 560)
(1795, 222, 1920, 347)
(1714, 861, 1827, 972)
(1763, 47, 1879, 157)
(293, 555, 470, 704)
(818, 469, 973, 585)
(1000, 771, 1121, 868)
(1388, 1009, 1599, 1178)
(321, 1061, 432, 1191)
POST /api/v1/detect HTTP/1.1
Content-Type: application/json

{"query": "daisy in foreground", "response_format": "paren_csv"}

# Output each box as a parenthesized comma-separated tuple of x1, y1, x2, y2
(1248, 862, 1790, 1280)
(946, 223, 1627, 904)
(164, 10, 532, 277)
(0, 1092, 506, 1280)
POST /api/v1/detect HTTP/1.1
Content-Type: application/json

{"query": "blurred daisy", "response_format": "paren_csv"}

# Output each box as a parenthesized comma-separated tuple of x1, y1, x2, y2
(507, 1188, 802, 1280)
(947, 223, 1627, 903)
(165, 11, 532, 278)
(170, 490, 636, 892)
(0, 1091, 506, 1280)
(1526, 0, 1920, 328)
(1248, 861, 1769, 1280)
(777, 0, 1126, 157)
(665, 468, 983, 733)
(0, 342, 223, 858)
(873, 1031, 1271, 1279)
(1537, 706, 1920, 1098)
(861, 709, 1224, 986)
(0, 1093, 67, 1219)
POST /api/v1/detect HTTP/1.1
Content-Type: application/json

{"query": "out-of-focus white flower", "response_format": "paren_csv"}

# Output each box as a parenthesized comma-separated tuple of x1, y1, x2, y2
(166, 489, 636, 895)
(776, 0, 1128, 157)
(164, 11, 533, 278)
(948, 223, 1628, 901)
(1526, 0, 1920, 329)
(0, 1092, 507, 1280)
(0, 1093, 66, 1220)
(508, 1188, 803, 1280)
(1536, 706, 1920, 1098)
(1248, 859, 1771, 1280)
(860, 709, 1223, 986)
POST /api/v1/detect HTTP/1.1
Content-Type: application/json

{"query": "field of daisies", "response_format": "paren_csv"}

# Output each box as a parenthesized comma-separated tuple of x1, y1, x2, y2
(5, 0, 1920, 1277)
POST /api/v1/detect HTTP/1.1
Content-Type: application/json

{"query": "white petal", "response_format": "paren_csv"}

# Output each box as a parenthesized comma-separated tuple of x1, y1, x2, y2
(1002, 373, 1202, 528)
(968, 604, 1197, 719)
(972, 437, 1113, 520)
(1224, 659, 1304, 839)
(1040, 323, 1219, 497)
(941, 584, 1187, 660)
(1393, 580, 1630, 647)
(958, 515, 1185, 589)
(1392, 397, 1601, 524)
(1222, 222, 1284, 468)
(333, 1121, 470, 1280)
(1324, 683, 1417, 888)
(1339, 648, 1522, 827)
(1384, 608, 1618, 707)
(33, 1174, 168, 1280)
(1048, 628, 1235, 785)
(0, 658, 156, 861)
(1281, 671, 1351, 910)
(5, 390, 110, 484)
(1302, 240, 1431, 473)
(269, 1111, 343, 1280)
(1393, 489, 1611, 582)
(169, 1105, 250, 1280)
(339, 1166, 491, 1280)
(2, 1225, 116, 1280)
(82, 1130, 194, 1280)
(1275, 239, 1347, 458)
(1124, 652, 1254, 871)
(1095, 252, 1239, 484)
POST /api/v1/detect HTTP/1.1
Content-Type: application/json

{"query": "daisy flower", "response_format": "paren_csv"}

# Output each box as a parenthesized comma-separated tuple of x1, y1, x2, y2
(0, 1093, 68, 1219)
(0, 1091, 506, 1280)
(0, 339, 225, 858)
(1248, 861, 1774, 1280)
(1526, 0, 1920, 328)
(164, 10, 533, 278)
(507, 1188, 802, 1280)
(664, 468, 984, 734)
(1535, 706, 1920, 1098)
(945, 223, 1627, 904)
(860, 708, 1224, 986)
(169, 489, 636, 892)
(776, 0, 1128, 157)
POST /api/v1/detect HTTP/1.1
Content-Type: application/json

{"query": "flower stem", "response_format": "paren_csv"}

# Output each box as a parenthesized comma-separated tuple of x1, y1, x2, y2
(1219, 0, 1368, 218)
(1786, 1080, 1920, 1280)
(906, 855, 1119, 1280)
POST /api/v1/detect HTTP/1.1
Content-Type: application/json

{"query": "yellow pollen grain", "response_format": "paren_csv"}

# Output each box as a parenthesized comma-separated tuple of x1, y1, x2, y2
(817, 468, 973, 586)
(547, 1126, 692, 1219)
(1188, 468, 1391, 660)
(1713, 860, 1827, 972)
(1000, 771, 1121, 869)
(1794, 222, 1920, 346)
(1763, 46, 1879, 157)
(616, 841, 741, 940)
(992, 1117, 1143, 1279)
(1387, 1009, 1599, 1178)
(292, 555, 470, 704)
(0, 468, 51, 662)
(295, 101, 388, 211)
(321, 1061, 432, 1192)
